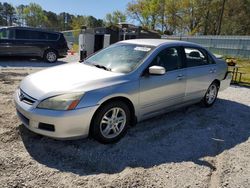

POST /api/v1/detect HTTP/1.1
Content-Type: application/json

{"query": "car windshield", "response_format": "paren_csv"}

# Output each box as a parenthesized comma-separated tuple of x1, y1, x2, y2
(84, 43, 154, 73)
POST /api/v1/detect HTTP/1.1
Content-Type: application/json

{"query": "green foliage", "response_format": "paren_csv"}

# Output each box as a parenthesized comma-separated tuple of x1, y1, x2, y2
(15, 5, 27, 26)
(43, 11, 59, 29)
(0, 0, 249, 35)
(234, 59, 250, 84)
(104, 10, 126, 26)
(0, 2, 16, 26)
(23, 3, 47, 27)
(0, 2, 103, 31)
(127, 0, 250, 35)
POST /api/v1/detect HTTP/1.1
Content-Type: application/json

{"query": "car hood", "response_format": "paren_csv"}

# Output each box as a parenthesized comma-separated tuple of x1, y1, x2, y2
(20, 63, 124, 100)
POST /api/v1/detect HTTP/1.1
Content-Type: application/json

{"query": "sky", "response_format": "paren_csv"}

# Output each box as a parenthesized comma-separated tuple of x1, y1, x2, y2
(1, 0, 133, 19)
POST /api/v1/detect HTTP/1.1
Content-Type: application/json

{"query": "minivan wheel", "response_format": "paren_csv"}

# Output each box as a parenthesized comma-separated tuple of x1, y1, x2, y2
(202, 82, 219, 107)
(44, 49, 58, 63)
(91, 101, 131, 144)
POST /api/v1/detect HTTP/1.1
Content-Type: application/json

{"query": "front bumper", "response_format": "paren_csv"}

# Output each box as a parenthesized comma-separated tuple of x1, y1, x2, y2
(14, 90, 99, 139)
(220, 72, 232, 91)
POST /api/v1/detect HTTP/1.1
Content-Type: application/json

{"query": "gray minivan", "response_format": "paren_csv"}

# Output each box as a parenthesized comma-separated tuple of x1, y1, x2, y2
(0, 26, 68, 63)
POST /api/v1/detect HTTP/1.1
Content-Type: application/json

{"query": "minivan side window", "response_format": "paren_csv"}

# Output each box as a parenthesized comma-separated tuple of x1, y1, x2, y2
(16, 30, 41, 40)
(184, 48, 209, 67)
(47, 33, 59, 40)
(16, 29, 29, 39)
(151, 47, 182, 71)
(0, 28, 14, 39)
(37, 32, 59, 40)
(15, 29, 59, 40)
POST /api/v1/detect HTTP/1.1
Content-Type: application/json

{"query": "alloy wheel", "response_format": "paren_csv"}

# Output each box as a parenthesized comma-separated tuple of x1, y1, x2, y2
(206, 84, 218, 104)
(100, 107, 126, 139)
(46, 51, 57, 63)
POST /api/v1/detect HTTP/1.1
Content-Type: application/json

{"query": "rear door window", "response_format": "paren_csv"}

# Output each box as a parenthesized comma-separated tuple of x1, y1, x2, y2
(47, 33, 59, 40)
(184, 48, 209, 67)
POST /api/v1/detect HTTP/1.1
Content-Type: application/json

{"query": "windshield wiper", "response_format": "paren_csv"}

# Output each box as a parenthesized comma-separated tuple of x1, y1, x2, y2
(93, 64, 111, 71)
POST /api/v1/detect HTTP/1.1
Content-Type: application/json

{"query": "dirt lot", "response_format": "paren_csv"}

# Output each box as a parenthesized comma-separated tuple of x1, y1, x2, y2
(0, 63, 250, 187)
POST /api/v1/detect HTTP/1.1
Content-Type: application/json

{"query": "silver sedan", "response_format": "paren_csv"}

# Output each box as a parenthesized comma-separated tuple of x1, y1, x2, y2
(14, 39, 231, 143)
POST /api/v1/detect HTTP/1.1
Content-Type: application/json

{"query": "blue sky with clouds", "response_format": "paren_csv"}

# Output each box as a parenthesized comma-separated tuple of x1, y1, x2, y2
(2, 0, 132, 19)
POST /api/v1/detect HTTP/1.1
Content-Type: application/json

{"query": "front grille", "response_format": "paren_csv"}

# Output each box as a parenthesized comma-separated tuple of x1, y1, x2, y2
(19, 89, 37, 105)
(17, 110, 29, 126)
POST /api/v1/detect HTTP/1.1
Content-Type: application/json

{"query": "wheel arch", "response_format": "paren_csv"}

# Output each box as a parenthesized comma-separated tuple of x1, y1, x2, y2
(43, 47, 58, 57)
(212, 79, 220, 87)
(89, 96, 137, 136)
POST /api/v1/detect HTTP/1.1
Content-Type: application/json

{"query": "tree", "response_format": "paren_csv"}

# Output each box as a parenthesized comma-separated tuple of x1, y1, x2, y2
(0, 3, 4, 25)
(86, 16, 104, 27)
(104, 10, 126, 26)
(57, 12, 75, 31)
(23, 3, 47, 27)
(217, 0, 226, 35)
(164, 0, 182, 33)
(127, 0, 152, 28)
(126, 0, 250, 35)
(1, 2, 16, 26)
(44, 11, 59, 30)
(220, 0, 250, 35)
(15, 4, 27, 26)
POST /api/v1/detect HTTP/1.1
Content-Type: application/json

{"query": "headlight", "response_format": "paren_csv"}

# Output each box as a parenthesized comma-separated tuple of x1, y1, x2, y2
(37, 93, 83, 110)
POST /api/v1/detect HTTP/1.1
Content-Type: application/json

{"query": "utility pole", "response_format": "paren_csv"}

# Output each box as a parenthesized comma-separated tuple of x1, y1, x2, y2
(217, 0, 226, 35)
(160, 0, 165, 33)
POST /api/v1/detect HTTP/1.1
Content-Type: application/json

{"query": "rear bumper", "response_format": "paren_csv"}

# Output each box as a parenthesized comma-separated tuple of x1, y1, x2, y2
(220, 72, 232, 91)
(14, 90, 99, 139)
(58, 49, 68, 58)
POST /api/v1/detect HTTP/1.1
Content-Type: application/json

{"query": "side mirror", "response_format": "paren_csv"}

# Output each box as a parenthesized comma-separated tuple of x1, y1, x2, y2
(149, 66, 166, 75)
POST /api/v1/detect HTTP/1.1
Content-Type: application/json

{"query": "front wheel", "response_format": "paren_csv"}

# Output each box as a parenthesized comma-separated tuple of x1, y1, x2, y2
(44, 49, 58, 63)
(202, 82, 219, 107)
(91, 101, 131, 144)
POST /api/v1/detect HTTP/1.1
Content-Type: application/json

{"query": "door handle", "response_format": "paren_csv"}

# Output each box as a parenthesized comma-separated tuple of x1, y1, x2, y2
(209, 68, 216, 73)
(176, 75, 184, 80)
(209, 69, 215, 73)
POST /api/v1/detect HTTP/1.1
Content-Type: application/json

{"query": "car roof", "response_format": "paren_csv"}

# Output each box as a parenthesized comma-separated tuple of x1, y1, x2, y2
(118, 39, 201, 48)
(0, 26, 61, 34)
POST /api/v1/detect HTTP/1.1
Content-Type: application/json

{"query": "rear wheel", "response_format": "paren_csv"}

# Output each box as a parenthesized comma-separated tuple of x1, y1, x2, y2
(202, 82, 219, 107)
(91, 101, 131, 144)
(44, 49, 58, 63)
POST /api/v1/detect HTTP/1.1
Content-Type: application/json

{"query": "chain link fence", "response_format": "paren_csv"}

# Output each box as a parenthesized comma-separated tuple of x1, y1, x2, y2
(163, 35, 250, 59)
(62, 31, 250, 59)
(61, 30, 81, 51)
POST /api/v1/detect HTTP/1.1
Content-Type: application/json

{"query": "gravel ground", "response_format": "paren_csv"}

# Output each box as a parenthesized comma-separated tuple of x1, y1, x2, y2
(0, 54, 79, 70)
(0, 66, 250, 188)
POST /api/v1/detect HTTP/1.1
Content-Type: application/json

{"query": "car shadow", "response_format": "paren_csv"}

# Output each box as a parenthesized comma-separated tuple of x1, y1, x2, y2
(19, 98, 250, 176)
(0, 56, 68, 68)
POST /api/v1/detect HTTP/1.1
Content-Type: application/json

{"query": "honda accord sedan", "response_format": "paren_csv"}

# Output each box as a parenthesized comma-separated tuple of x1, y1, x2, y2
(14, 39, 231, 143)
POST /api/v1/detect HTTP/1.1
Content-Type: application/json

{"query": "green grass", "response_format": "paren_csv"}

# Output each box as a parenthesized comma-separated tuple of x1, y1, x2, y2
(72, 44, 79, 53)
(235, 59, 250, 83)
(226, 58, 250, 86)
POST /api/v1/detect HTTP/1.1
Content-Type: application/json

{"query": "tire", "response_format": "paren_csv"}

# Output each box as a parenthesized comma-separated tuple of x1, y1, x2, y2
(201, 82, 219, 107)
(91, 101, 131, 144)
(43, 49, 58, 63)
